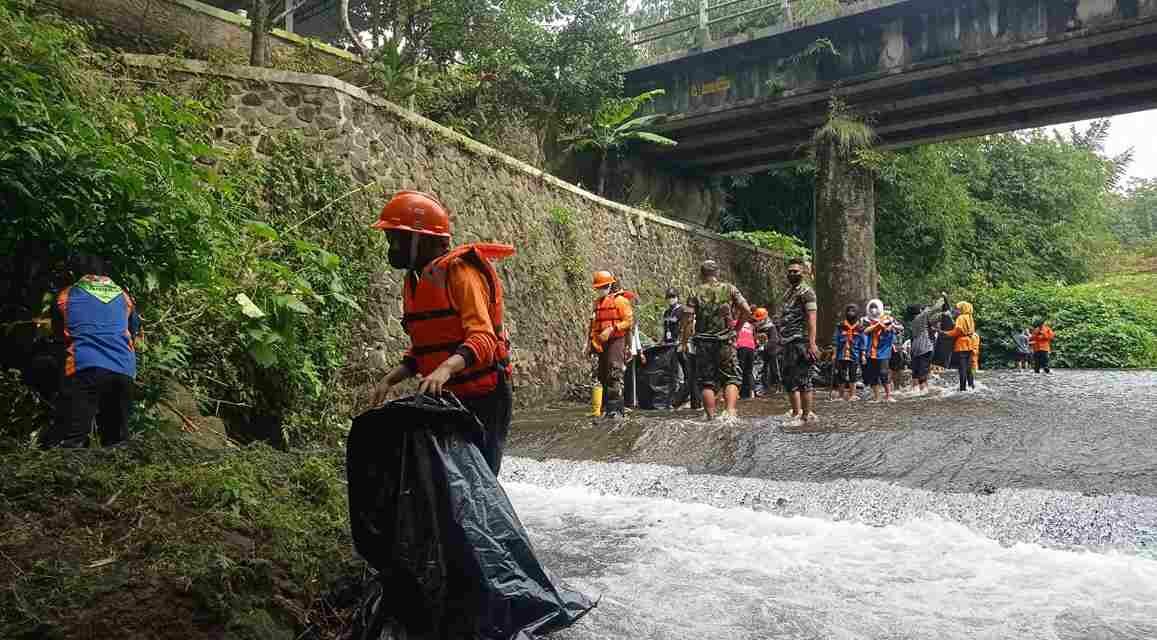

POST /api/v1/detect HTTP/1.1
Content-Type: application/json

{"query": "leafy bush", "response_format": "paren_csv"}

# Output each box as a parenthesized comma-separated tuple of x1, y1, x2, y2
(0, 1, 380, 446)
(723, 230, 811, 259)
(968, 283, 1157, 369)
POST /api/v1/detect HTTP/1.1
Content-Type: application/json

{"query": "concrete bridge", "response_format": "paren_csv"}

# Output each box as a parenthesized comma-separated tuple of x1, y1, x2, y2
(626, 0, 1157, 339)
(627, 0, 1157, 175)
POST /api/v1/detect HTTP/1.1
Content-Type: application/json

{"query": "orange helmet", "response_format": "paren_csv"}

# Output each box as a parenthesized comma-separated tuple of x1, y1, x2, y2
(592, 270, 616, 289)
(371, 191, 451, 237)
(753, 307, 769, 321)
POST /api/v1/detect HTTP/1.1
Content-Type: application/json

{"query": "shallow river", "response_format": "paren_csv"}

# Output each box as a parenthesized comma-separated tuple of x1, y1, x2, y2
(500, 370, 1157, 639)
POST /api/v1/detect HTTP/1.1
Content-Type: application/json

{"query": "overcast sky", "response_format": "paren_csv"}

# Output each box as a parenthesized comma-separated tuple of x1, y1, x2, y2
(1048, 108, 1157, 186)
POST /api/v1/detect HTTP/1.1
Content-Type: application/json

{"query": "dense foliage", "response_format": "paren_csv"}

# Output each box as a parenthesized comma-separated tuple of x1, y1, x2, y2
(0, 0, 381, 446)
(724, 119, 1155, 367)
(345, 0, 635, 165)
(968, 278, 1157, 369)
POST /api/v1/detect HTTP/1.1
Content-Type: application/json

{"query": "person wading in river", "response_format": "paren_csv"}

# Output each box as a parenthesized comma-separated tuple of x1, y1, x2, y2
(778, 257, 820, 426)
(1030, 319, 1055, 374)
(832, 304, 863, 402)
(942, 301, 978, 392)
(862, 299, 900, 403)
(1013, 328, 1032, 370)
(588, 270, 634, 418)
(681, 259, 752, 420)
(905, 294, 946, 394)
(368, 191, 515, 475)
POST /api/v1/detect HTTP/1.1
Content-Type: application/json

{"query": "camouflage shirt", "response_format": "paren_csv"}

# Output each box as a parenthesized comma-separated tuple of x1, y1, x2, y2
(778, 282, 818, 344)
(688, 281, 747, 341)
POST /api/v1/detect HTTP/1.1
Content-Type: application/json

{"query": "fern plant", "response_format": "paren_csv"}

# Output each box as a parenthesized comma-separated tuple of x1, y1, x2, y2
(813, 97, 876, 158)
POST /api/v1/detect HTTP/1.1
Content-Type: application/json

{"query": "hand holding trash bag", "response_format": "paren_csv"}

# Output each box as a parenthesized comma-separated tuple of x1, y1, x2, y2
(344, 394, 596, 640)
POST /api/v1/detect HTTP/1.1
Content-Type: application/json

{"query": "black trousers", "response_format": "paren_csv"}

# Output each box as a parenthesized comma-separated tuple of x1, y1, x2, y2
(737, 347, 756, 398)
(40, 367, 133, 449)
(955, 351, 975, 391)
(672, 351, 701, 409)
(1034, 350, 1051, 373)
(761, 348, 781, 389)
(460, 372, 513, 476)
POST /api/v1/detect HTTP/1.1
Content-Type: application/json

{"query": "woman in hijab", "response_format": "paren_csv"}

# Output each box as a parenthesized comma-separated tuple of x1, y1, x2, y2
(942, 301, 977, 391)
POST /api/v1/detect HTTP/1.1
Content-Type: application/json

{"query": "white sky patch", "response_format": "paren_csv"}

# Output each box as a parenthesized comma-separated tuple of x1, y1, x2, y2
(1044, 109, 1157, 184)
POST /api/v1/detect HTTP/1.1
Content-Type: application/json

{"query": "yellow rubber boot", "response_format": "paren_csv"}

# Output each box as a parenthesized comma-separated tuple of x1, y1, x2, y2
(589, 384, 604, 417)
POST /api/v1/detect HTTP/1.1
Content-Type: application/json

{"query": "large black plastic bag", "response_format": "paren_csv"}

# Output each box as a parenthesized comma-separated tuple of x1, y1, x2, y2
(345, 395, 595, 640)
(641, 344, 677, 409)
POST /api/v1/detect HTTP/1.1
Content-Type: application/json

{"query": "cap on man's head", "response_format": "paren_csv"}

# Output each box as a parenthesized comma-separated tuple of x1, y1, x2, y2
(665, 286, 679, 298)
(700, 259, 719, 276)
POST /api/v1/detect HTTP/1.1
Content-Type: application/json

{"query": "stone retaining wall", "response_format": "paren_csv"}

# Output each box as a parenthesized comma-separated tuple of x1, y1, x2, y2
(123, 55, 785, 403)
(47, 0, 357, 70)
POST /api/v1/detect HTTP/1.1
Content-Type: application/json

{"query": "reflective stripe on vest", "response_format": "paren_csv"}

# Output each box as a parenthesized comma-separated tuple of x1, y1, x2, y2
(402, 243, 513, 398)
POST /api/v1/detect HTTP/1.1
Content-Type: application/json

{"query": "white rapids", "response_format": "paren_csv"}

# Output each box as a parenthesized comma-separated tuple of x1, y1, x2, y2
(502, 461, 1157, 639)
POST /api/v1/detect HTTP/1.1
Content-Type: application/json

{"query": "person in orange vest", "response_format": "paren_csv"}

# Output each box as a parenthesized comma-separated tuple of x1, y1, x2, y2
(942, 301, 977, 392)
(588, 270, 634, 418)
(368, 191, 515, 474)
(1030, 318, 1055, 374)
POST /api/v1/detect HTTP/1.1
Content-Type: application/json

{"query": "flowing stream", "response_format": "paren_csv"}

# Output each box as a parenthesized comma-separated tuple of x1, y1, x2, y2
(501, 370, 1157, 639)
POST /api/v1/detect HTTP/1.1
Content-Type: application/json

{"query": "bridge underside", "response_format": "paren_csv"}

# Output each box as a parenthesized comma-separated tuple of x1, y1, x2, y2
(634, 15, 1157, 176)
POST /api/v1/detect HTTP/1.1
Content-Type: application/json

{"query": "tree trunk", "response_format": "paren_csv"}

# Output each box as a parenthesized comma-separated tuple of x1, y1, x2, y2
(340, 0, 369, 57)
(596, 149, 608, 196)
(814, 135, 876, 346)
(249, 0, 270, 67)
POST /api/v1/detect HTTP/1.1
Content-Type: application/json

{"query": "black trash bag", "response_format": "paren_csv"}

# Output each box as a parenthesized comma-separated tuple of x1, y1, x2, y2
(345, 395, 595, 640)
(641, 344, 677, 409)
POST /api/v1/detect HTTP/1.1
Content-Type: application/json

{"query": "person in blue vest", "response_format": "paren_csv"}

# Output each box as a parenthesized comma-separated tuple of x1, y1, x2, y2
(39, 255, 141, 449)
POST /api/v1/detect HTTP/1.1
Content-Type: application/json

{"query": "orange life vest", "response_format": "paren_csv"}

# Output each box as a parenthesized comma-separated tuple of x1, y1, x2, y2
(402, 243, 514, 399)
(593, 292, 630, 340)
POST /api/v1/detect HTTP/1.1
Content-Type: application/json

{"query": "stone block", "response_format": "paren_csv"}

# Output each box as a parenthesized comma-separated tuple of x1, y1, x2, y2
(316, 115, 338, 130)
(240, 92, 263, 106)
(297, 105, 317, 122)
(264, 100, 289, 116)
(258, 111, 285, 128)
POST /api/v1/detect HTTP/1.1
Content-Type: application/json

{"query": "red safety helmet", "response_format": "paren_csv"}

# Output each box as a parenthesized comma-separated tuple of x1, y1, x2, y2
(592, 270, 616, 289)
(371, 191, 451, 237)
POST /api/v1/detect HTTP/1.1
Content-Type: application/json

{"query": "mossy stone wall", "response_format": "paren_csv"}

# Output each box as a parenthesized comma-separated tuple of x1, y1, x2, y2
(124, 55, 785, 404)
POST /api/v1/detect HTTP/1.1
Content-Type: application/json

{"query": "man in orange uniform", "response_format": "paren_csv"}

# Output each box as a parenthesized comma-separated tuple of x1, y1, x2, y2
(588, 270, 634, 418)
(368, 191, 515, 474)
(1030, 319, 1055, 374)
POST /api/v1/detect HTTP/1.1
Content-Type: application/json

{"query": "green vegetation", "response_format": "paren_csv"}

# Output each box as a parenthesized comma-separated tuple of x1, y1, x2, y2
(567, 89, 678, 195)
(0, 434, 358, 639)
(0, 0, 381, 446)
(726, 115, 1154, 368)
(969, 279, 1157, 369)
(723, 230, 810, 259)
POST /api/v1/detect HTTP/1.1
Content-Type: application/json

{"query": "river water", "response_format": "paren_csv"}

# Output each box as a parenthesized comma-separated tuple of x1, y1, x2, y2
(500, 370, 1157, 639)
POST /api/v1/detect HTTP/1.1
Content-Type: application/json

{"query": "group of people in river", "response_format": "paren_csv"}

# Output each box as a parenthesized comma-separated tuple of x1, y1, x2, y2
(31, 188, 1059, 451)
(586, 257, 1060, 427)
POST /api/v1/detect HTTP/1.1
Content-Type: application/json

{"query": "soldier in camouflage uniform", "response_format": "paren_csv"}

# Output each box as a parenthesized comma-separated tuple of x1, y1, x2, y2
(777, 256, 820, 427)
(680, 260, 752, 419)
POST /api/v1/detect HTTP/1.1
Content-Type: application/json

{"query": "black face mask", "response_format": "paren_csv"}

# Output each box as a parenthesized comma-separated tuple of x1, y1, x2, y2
(386, 231, 414, 270)
(787, 273, 803, 286)
(846, 312, 857, 321)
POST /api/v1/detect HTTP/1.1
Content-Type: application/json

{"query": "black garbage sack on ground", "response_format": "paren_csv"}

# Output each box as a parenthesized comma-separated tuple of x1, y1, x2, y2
(345, 395, 595, 640)
(640, 344, 677, 409)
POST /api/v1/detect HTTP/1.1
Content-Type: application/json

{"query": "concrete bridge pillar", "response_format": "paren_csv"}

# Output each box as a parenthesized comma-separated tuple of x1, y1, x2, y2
(814, 137, 877, 344)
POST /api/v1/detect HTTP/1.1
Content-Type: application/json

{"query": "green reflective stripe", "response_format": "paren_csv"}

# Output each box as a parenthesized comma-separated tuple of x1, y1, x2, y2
(75, 279, 125, 304)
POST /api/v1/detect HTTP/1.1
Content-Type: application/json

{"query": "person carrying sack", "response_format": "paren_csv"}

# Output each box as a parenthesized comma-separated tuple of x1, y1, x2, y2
(368, 191, 514, 475)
